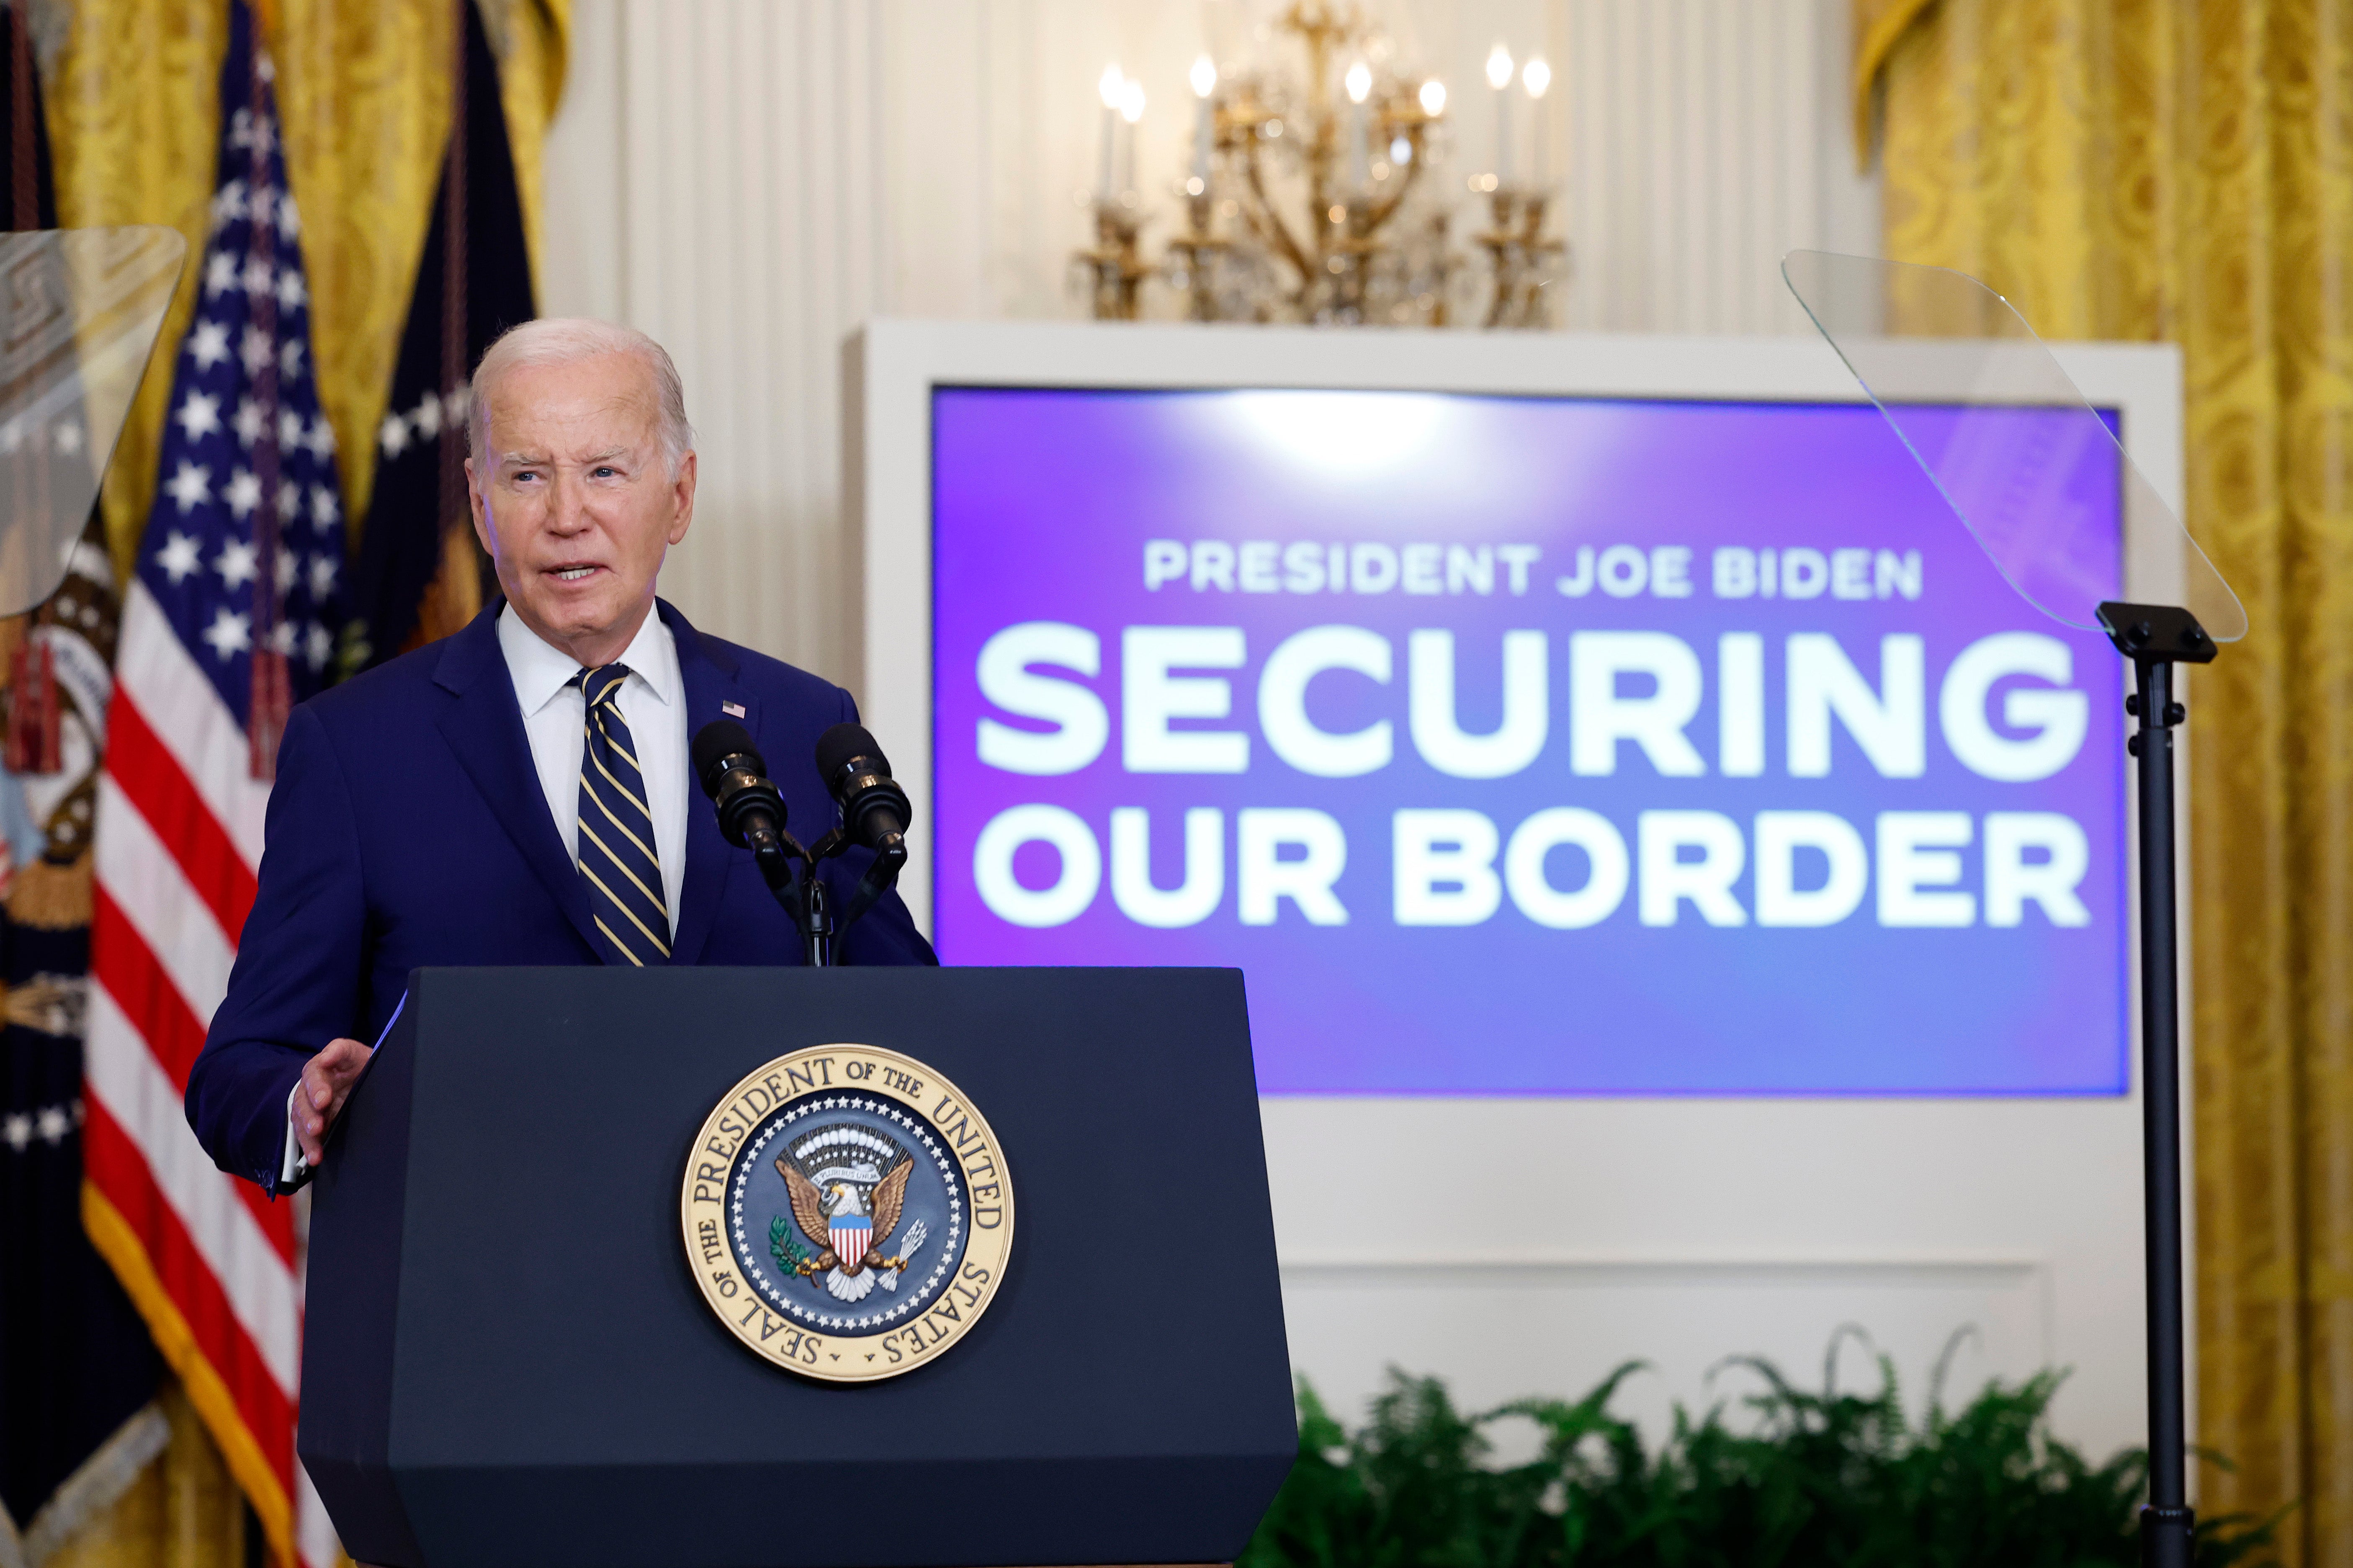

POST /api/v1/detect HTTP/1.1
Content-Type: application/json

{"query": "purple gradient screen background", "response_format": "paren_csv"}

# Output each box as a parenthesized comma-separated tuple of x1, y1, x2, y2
(929, 387, 2127, 1096)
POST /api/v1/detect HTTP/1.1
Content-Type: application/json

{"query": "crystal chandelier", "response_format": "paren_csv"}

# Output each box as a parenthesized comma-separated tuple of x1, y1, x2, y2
(1074, 2, 1564, 327)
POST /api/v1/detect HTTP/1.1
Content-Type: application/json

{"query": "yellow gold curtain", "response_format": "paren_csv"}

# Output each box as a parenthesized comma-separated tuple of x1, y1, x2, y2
(34, 0, 564, 1559)
(1860, 3, 2353, 1561)
(42, 0, 566, 579)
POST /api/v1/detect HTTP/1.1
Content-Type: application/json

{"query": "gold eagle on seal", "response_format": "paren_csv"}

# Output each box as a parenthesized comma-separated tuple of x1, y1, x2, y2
(777, 1154, 920, 1303)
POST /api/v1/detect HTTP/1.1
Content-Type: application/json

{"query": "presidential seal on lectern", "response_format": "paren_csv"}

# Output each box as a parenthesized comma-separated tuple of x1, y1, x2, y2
(680, 1044, 1014, 1381)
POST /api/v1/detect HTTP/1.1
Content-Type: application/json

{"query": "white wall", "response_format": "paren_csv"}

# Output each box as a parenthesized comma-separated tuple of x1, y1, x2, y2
(541, 0, 1879, 677)
(540, 0, 2184, 1457)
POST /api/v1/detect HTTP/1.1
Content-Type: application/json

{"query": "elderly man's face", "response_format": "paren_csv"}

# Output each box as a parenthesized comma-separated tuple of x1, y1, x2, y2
(466, 350, 695, 666)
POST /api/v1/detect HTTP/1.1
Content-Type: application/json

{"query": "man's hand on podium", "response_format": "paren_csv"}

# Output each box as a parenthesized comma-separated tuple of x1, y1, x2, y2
(294, 1036, 373, 1167)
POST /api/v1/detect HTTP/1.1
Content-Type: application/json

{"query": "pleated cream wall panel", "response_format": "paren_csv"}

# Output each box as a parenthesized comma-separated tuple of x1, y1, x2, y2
(540, 0, 1877, 675)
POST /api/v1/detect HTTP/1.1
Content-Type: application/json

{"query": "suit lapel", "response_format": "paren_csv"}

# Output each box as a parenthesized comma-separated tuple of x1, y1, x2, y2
(664, 600, 751, 965)
(432, 605, 605, 958)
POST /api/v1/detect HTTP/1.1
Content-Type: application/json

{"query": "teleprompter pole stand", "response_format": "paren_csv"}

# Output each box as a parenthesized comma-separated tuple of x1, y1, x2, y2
(2096, 600, 2215, 1568)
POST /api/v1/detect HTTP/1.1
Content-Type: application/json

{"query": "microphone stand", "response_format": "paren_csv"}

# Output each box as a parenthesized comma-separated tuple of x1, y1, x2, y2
(740, 821, 827, 966)
(799, 832, 839, 969)
(2096, 601, 2214, 1568)
(758, 826, 905, 968)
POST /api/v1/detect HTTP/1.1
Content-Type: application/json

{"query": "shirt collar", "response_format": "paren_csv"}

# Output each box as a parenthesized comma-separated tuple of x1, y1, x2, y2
(498, 601, 682, 717)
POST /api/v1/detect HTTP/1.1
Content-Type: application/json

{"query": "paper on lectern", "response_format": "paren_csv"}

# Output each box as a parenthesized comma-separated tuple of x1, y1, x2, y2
(0, 226, 186, 617)
(1782, 249, 2245, 642)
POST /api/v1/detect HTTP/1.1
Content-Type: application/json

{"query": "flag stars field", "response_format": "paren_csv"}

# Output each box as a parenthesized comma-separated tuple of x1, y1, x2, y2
(215, 539, 258, 589)
(175, 390, 221, 442)
(115, 43, 344, 730)
(225, 469, 261, 517)
(163, 463, 211, 514)
(188, 320, 230, 369)
(200, 606, 251, 658)
(155, 532, 202, 583)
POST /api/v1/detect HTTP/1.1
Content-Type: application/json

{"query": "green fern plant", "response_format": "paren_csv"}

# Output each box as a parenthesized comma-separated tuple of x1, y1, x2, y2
(1241, 1334, 2286, 1568)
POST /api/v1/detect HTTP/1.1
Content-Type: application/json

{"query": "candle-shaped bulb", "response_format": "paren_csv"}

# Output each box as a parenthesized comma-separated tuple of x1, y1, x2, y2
(1344, 61, 1372, 190)
(1522, 57, 1551, 98)
(1119, 79, 1146, 124)
(1189, 55, 1217, 182)
(1096, 65, 1122, 199)
(1485, 44, 1514, 91)
(1419, 78, 1447, 116)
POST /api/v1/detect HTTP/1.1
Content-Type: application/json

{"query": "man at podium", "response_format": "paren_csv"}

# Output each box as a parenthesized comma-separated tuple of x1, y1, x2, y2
(184, 319, 933, 1198)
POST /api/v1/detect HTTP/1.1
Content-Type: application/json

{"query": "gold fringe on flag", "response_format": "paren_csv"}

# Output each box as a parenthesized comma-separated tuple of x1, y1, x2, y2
(80, 1185, 292, 1568)
(9, 853, 91, 931)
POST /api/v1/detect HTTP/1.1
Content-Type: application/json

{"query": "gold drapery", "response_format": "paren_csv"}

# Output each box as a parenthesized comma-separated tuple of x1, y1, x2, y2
(33, 0, 565, 1558)
(41, 0, 229, 586)
(1860, 3, 2353, 1561)
(41, 0, 566, 578)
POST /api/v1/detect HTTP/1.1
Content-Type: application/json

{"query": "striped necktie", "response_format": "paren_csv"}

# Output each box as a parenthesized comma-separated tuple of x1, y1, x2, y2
(573, 663, 669, 965)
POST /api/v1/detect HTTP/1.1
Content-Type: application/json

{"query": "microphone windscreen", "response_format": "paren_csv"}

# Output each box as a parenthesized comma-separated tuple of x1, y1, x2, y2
(692, 720, 763, 797)
(816, 722, 889, 785)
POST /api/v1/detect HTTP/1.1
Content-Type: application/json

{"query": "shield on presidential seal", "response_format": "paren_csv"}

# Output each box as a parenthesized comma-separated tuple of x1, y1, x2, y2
(829, 1213, 871, 1269)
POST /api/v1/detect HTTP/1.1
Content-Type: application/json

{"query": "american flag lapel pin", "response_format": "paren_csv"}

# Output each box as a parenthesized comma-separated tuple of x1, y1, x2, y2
(722, 701, 746, 718)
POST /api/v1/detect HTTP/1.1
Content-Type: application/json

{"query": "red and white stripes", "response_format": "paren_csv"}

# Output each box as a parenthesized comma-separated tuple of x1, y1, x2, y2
(85, 580, 335, 1568)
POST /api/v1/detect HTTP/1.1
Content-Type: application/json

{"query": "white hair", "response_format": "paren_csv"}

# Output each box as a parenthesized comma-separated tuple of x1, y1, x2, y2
(468, 317, 695, 472)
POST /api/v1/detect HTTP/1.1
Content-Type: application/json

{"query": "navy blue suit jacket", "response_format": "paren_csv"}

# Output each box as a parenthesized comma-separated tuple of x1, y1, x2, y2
(185, 599, 935, 1192)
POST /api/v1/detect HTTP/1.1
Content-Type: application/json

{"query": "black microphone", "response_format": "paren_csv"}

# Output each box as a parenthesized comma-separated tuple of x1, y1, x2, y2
(815, 722, 911, 852)
(692, 720, 788, 852)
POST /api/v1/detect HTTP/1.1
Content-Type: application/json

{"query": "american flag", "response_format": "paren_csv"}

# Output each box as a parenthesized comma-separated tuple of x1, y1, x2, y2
(82, 5, 344, 1565)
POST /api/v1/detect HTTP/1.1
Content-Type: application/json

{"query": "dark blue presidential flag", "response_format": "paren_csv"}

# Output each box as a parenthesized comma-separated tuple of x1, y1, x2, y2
(345, 0, 535, 669)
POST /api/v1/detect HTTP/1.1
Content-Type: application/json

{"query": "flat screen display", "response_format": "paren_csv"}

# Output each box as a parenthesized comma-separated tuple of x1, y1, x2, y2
(928, 387, 2126, 1095)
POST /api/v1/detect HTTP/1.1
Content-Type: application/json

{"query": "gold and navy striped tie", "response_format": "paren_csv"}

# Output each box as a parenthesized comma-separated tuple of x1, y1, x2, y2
(572, 664, 669, 966)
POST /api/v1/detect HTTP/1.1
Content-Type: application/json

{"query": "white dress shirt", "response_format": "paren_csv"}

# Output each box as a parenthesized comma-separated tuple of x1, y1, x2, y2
(497, 602, 690, 930)
(284, 604, 692, 1183)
